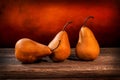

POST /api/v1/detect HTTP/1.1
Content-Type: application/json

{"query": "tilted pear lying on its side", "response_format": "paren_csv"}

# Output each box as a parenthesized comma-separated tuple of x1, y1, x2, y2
(76, 16, 100, 60)
(15, 38, 52, 63)
(48, 21, 72, 62)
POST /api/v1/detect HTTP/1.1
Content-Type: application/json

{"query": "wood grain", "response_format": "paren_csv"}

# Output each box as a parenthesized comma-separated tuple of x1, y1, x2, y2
(0, 48, 120, 79)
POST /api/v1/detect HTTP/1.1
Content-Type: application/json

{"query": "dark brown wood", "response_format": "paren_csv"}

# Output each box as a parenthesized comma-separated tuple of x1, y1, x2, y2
(0, 48, 120, 79)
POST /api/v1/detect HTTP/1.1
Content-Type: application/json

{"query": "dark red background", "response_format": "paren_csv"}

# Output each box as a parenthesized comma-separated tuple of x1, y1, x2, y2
(0, 0, 120, 48)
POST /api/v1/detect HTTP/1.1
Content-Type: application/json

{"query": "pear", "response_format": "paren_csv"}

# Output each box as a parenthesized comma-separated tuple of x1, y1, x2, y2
(76, 16, 100, 60)
(48, 21, 72, 62)
(15, 38, 52, 63)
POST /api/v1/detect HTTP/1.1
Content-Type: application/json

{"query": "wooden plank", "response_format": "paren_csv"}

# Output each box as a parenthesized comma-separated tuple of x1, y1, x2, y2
(0, 48, 120, 79)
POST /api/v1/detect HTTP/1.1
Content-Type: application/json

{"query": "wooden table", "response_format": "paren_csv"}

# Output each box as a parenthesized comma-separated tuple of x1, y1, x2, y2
(0, 48, 120, 79)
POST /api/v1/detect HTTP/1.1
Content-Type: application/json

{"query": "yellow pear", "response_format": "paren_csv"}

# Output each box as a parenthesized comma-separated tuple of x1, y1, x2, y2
(76, 16, 100, 60)
(48, 21, 72, 62)
(15, 38, 52, 63)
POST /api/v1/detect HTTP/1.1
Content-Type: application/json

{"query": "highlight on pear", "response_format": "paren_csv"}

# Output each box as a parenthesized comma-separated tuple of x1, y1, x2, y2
(75, 16, 100, 61)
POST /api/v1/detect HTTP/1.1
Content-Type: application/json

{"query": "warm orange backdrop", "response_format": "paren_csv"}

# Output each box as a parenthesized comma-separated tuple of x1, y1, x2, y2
(0, 0, 120, 47)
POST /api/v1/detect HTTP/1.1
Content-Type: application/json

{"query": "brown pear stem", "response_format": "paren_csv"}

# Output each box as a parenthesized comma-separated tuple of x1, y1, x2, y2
(51, 40, 61, 51)
(83, 16, 94, 26)
(62, 21, 72, 31)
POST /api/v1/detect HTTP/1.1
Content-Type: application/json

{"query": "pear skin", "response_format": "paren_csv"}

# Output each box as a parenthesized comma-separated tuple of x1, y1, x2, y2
(15, 38, 52, 63)
(48, 22, 72, 62)
(76, 16, 100, 60)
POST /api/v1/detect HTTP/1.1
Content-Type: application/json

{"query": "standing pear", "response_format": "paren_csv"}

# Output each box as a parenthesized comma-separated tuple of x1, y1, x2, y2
(48, 21, 72, 62)
(76, 16, 100, 60)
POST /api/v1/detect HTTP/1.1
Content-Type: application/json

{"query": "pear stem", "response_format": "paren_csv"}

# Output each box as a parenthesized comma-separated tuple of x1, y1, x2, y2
(62, 21, 72, 31)
(83, 16, 94, 26)
(51, 40, 61, 51)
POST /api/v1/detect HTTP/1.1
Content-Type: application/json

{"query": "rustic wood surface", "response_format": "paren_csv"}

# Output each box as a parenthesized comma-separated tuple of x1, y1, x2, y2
(0, 48, 120, 79)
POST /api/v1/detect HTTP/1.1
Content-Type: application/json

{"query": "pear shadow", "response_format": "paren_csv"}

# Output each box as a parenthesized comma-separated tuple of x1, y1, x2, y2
(68, 54, 80, 61)
(68, 48, 80, 61)
(68, 52, 90, 61)
(68, 55, 94, 62)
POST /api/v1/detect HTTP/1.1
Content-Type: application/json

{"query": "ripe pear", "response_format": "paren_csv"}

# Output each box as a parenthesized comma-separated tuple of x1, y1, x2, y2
(48, 21, 72, 62)
(15, 38, 52, 63)
(76, 16, 100, 60)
